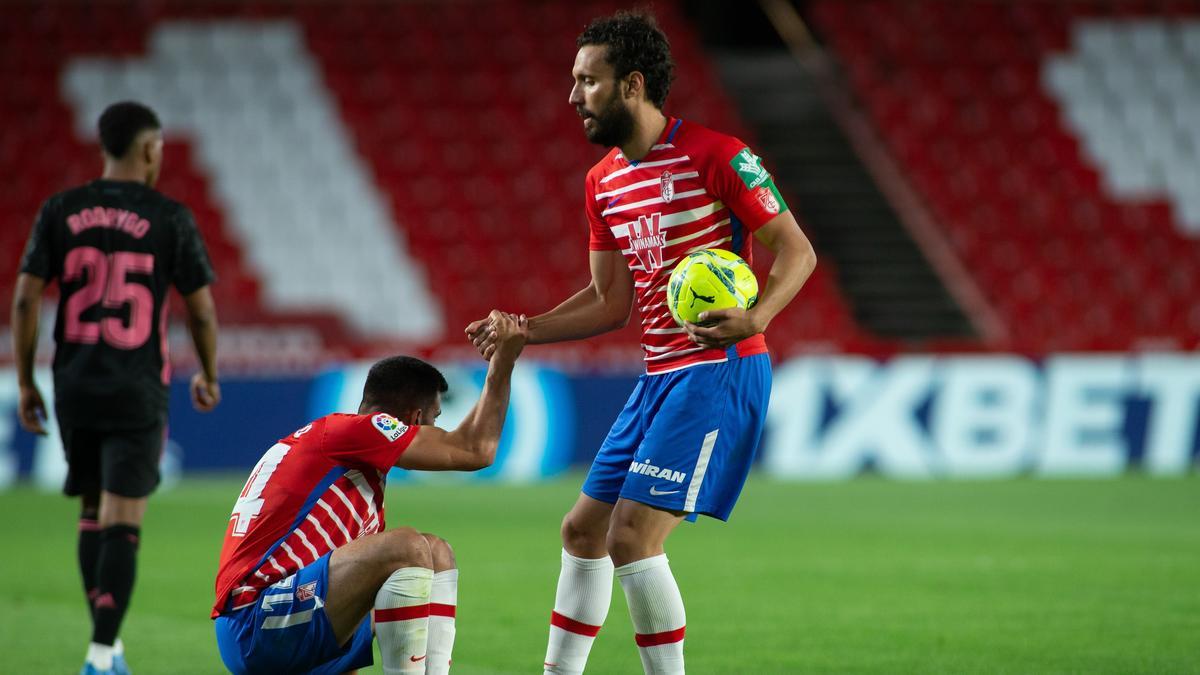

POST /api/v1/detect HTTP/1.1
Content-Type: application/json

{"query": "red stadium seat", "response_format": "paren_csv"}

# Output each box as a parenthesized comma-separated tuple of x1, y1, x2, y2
(812, 0, 1200, 351)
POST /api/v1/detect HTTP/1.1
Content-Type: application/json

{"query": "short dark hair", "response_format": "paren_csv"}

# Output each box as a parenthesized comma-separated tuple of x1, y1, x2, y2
(98, 101, 161, 159)
(361, 355, 448, 414)
(578, 9, 675, 109)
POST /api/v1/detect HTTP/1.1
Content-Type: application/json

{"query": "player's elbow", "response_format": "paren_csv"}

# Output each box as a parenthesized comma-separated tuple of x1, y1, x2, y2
(184, 288, 218, 325)
(12, 293, 37, 318)
(609, 311, 629, 331)
(794, 233, 817, 269)
(187, 303, 218, 329)
(605, 301, 631, 331)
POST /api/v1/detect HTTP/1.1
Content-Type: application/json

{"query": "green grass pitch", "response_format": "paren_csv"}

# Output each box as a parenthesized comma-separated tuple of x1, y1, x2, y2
(2, 475, 1197, 674)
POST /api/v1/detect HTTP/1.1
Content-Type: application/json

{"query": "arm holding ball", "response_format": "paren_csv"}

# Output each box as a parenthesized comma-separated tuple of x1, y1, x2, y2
(686, 211, 816, 349)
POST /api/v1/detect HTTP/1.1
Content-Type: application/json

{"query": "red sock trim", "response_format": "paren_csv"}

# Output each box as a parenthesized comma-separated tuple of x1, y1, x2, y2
(430, 603, 456, 618)
(375, 604, 430, 622)
(550, 611, 602, 637)
(79, 519, 100, 532)
(635, 626, 686, 647)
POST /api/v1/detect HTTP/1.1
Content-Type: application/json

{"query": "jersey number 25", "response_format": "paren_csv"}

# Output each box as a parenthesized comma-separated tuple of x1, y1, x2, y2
(63, 246, 155, 349)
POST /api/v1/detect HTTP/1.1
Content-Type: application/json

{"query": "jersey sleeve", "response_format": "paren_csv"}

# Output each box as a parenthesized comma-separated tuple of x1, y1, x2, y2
(172, 205, 216, 295)
(319, 413, 420, 472)
(19, 197, 58, 280)
(586, 173, 620, 251)
(706, 139, 790, 232)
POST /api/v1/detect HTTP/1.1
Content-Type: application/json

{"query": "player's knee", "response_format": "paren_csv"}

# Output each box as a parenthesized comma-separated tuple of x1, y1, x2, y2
(381, 527, 433, 572)
(561, 511, 606, 556)
(421, 533, 456, 570)
(604, 521, 648, 566)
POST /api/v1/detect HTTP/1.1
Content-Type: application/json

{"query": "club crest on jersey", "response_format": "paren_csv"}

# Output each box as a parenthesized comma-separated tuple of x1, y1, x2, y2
(372, 413, 408, 442)
(660, 170, 675, 203)
(755, 186, 780, 215)
(629, 212, 667, 271)
(296, 581, 318, 602)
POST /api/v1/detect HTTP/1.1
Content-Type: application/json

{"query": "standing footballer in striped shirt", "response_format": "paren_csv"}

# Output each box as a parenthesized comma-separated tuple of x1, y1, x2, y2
(467, 10, 816, 675)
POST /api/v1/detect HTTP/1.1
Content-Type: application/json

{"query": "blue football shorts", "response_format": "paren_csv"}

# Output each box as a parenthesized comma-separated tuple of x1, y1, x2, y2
(214, 553, 374, 675)
(582, 351, 771, 521)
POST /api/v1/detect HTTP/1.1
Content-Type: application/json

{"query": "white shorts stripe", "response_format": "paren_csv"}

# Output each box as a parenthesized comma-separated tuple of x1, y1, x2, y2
(262, 608, 315, 630)
(684, 430, 720, 512)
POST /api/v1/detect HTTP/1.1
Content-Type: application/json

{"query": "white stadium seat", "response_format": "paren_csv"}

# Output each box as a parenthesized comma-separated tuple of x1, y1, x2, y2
(1044, 20, 1200, 233)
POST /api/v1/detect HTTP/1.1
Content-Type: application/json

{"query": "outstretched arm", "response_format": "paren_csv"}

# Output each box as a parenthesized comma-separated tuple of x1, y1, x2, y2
(397, 311, 527, 471)
(685, 211, 816, 349)
(11, 273, 47, 435)
(466, 249, 633, 358)
(183, 286, 221, 412)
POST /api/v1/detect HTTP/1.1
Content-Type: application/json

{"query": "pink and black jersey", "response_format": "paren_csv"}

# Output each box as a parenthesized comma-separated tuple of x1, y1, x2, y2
(586, 117, 788, 374)
(19, 179, 214, 430)
(211, 412, 418, 618)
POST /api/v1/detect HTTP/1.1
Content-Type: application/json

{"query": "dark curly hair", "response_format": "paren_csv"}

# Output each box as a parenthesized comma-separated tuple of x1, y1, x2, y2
(577, 9, 675, 109)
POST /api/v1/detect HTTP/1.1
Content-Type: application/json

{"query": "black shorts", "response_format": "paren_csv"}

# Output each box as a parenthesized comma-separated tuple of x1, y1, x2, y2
(59, 423, 165, 498)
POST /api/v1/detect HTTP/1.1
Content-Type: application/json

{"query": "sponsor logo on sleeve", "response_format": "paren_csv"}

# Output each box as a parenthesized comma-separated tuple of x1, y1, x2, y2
(731, 147, 771, 189)
(372, 413, 408, 442)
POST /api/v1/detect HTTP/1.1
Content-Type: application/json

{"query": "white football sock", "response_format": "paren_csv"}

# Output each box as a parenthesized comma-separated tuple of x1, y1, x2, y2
(374, 567, 433, 674)
(85, 642, 114, 670)
(616, 554, 686, 675)
(544, 549, 615, 675)
(426, 569, 458, 675)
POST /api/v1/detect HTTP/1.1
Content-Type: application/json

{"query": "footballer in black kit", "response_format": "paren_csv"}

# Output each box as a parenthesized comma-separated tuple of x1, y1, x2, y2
(10, 101, 221, 675)
(22, 177, 214, 487)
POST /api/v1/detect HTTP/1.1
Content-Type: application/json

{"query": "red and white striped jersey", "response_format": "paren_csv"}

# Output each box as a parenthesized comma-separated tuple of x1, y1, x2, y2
(211, 412, 417, 618)
(587, 117, 788, 374)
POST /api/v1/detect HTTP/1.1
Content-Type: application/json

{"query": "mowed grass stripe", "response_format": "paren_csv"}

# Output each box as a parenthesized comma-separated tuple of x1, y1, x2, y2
(1, 476, 1195, 673)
